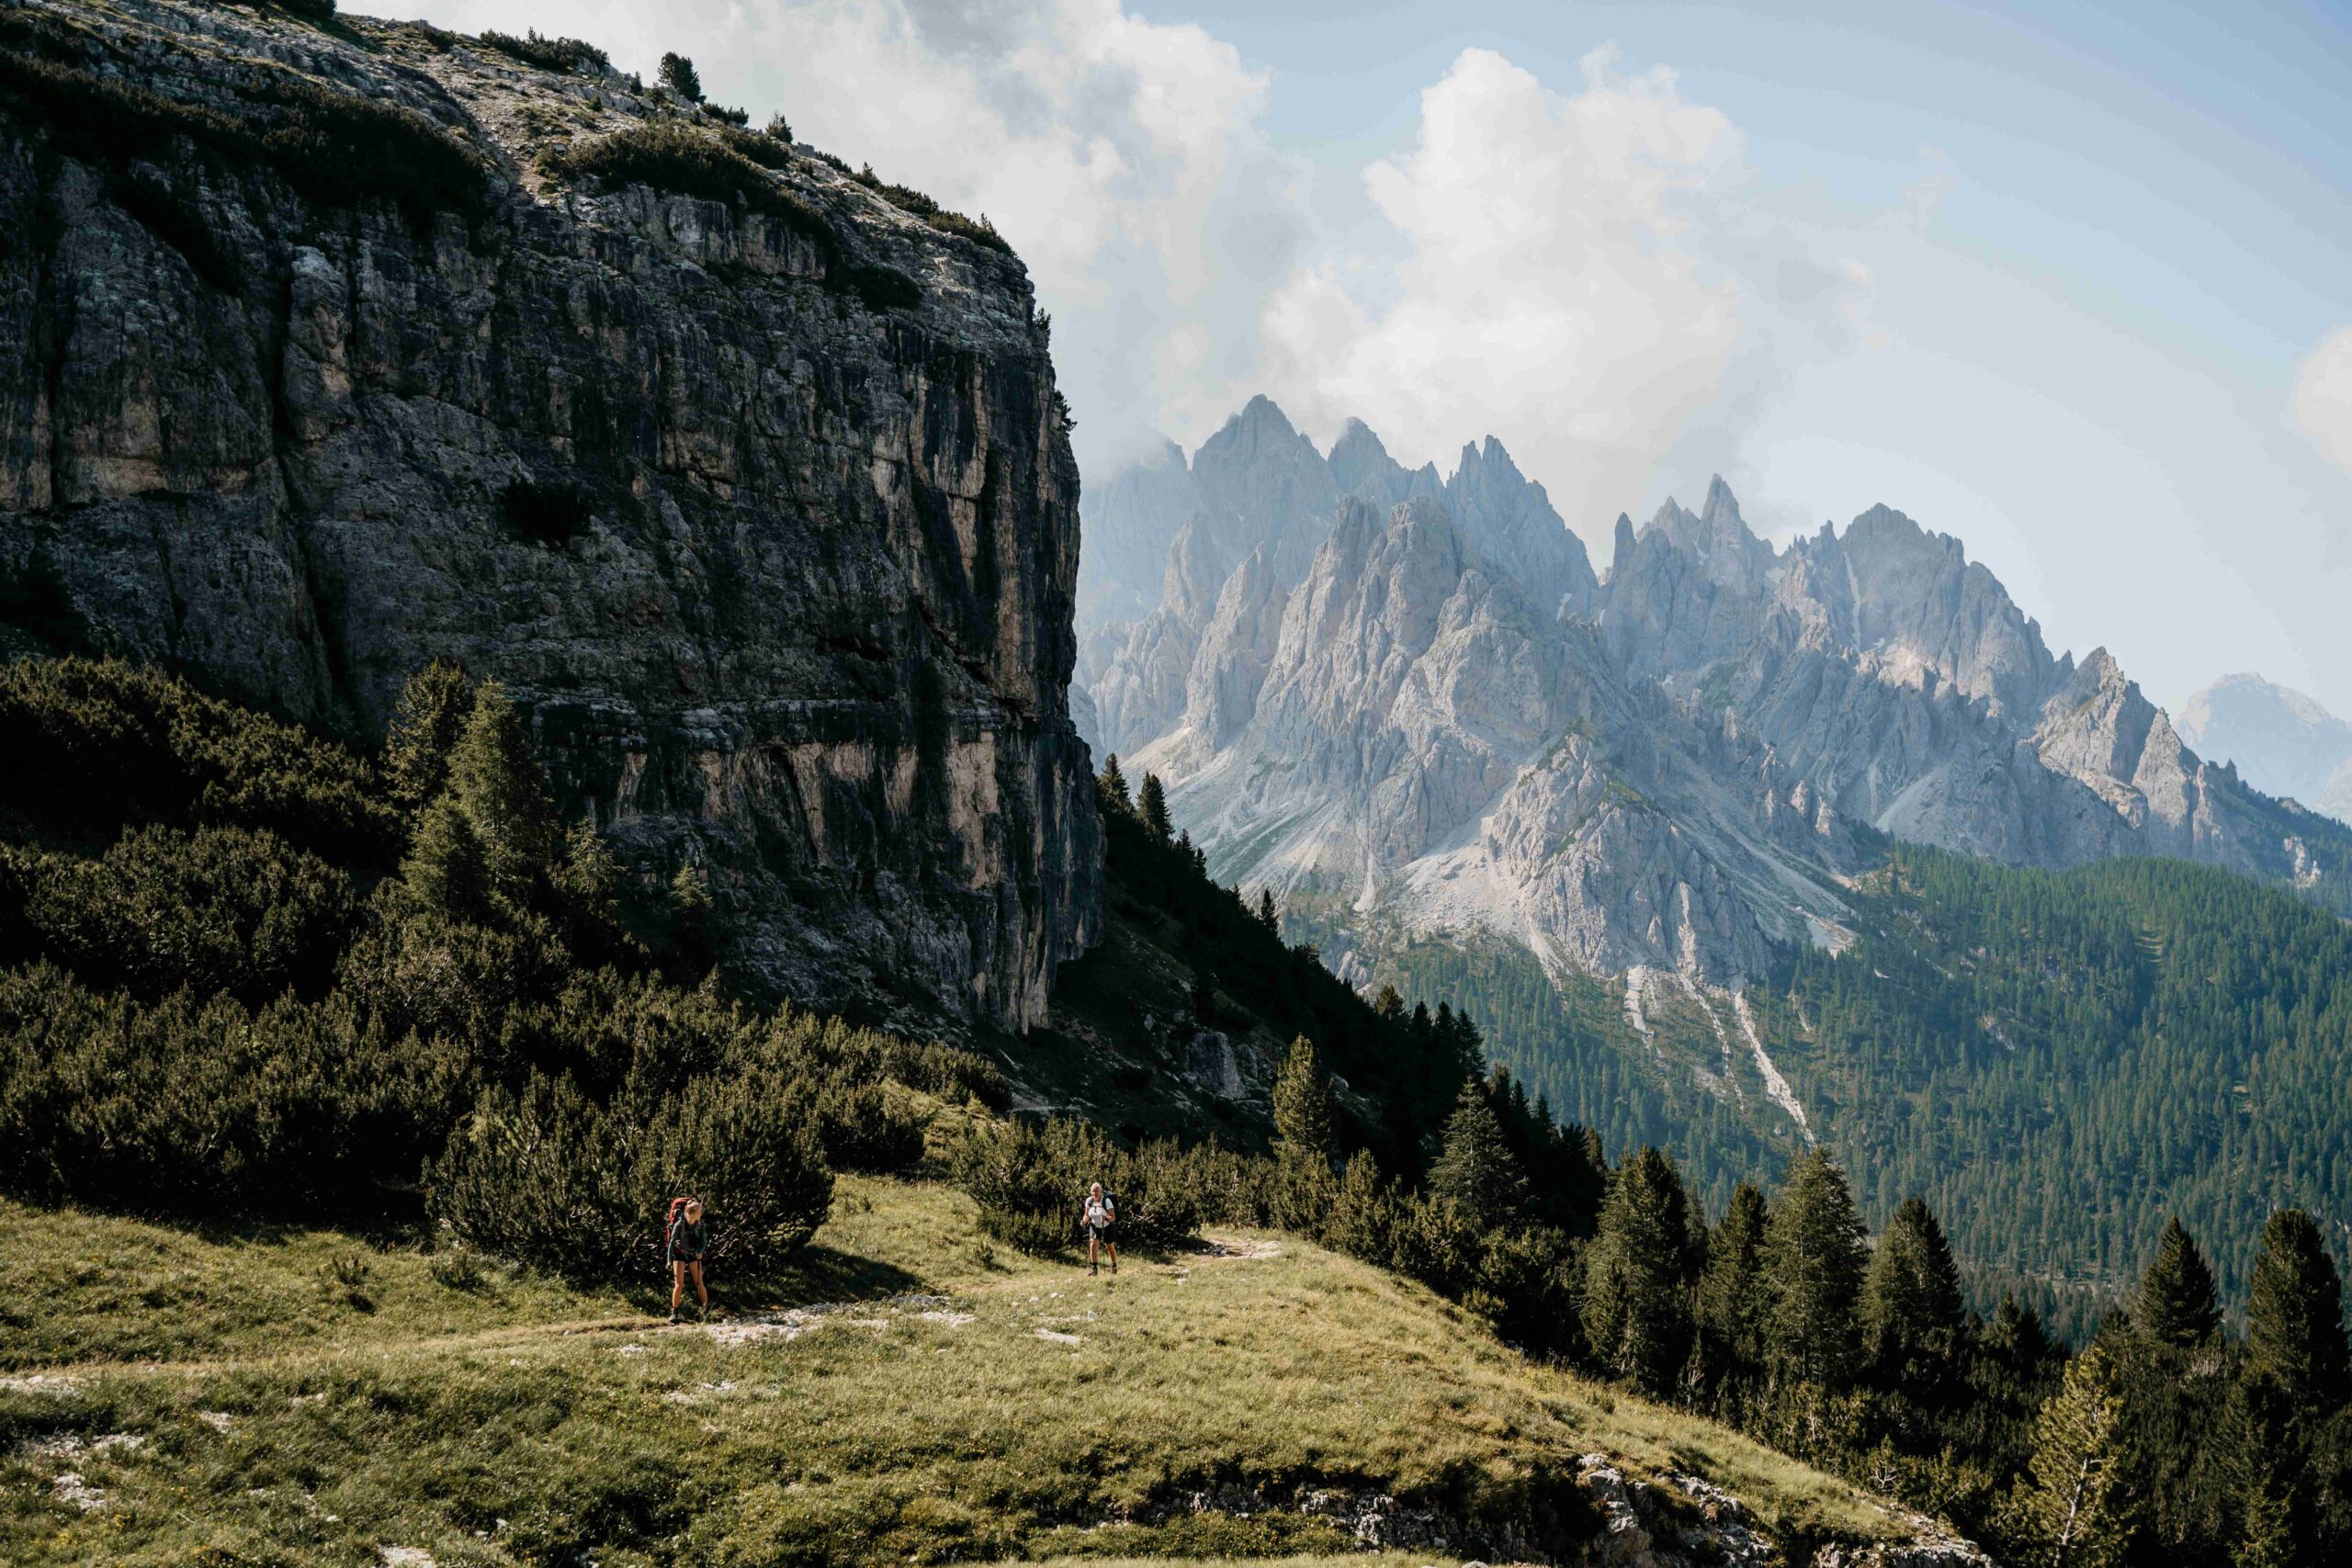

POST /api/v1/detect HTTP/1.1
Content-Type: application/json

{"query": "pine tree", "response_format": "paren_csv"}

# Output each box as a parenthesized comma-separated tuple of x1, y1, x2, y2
(448, 682, 559, 898)
(1696, 1180, 1770, 1385)
(1098, 753, 1131, 813)
(1584, 1145, 1696, 1397)
(1759, 1148, 1869, 1390)
(1256, 887, 1279, 932)
(1324, 1149, 1393, 1261)
(2244, 1208, 2349, 1409)
(658, 51, 704, 102)
(1984, 1292, 2052, 1375)
(1272, 1034, 1336, 1229)
(2137, 1216, 2222, 1351)
(1272, 1035, 1333, 1168)
(384, 659, 472, 810)
(1137, 773, 1171, 842)
(1427, 1080, 1525, 1234)
(400, 792, 490, 921)
(1437, 1004, 1485, 1081)
(1860, 1195, 1966, 1389)
(2016, 1343, 2134, 1568)
(1372, 984, 1405, 1021)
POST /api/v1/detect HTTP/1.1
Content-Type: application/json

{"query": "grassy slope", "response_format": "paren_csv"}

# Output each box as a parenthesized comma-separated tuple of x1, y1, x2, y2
(0, 1175, 1905, 1566)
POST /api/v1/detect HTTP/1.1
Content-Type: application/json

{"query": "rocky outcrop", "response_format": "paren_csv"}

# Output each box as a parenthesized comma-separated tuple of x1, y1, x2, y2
(1143, 494, 1855, 982)
(0, 0, 1099, 1027)
(1445, 435, 1600, 623)
(1600, 483, 2348, 901)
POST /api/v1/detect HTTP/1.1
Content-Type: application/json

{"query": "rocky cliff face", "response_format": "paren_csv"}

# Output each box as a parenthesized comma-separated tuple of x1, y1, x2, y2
(1135, 494, 1856, 984)
(0, 0, 1099, 1028)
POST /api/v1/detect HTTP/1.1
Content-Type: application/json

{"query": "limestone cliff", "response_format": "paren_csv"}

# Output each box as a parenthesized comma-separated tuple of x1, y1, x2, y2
(0, 0, 1099, 1027)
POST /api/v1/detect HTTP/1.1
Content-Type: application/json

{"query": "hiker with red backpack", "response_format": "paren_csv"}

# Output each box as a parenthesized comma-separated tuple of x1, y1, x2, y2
(667, 1197, 708, 1323)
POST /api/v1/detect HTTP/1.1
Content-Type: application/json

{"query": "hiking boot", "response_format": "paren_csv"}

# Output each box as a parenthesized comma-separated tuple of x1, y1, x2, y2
(667, 1310, 679, 1325)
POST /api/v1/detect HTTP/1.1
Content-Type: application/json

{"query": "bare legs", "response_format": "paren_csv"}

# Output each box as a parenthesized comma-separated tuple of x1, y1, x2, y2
(671, 1259, 707, 1314)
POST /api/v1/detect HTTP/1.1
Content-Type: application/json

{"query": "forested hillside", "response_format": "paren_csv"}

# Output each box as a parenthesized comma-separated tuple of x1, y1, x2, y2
(1766, 851, 2352, 1334)
(1328, 848, 2352, 1341)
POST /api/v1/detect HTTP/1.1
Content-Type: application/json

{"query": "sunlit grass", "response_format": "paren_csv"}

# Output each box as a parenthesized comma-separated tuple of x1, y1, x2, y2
(0, 1178, 1902, 1565)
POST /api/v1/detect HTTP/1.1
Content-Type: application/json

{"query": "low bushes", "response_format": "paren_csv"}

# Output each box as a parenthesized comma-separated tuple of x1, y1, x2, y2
(477, 29, 609, 75)
(427, 1070, 831, 1280)
(0, 658, 395, 864)
(0, 964, 464, 1213)
(0, 657, 989, 1285)
(2, 824, 356, 1003)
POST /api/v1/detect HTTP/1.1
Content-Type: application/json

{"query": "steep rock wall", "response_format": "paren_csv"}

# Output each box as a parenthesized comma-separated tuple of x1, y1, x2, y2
(0, 0, 1098, 1027)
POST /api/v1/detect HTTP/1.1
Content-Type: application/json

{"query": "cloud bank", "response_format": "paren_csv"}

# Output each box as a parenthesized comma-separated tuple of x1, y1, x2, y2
(2293, 326, 2352, 477)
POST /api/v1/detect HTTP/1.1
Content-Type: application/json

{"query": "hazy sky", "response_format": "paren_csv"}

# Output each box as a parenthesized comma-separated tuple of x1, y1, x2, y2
(424, 0, 2352, 714)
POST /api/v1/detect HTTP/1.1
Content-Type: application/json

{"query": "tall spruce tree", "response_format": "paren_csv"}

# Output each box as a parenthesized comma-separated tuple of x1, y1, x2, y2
(1137, 773, 1171, 842)
(1583, 1146, 1695, 1397)
(1272, 1035, 1334, 1168)
(1098, 753, 1131, 812)
(383, 659, 472, 810)
(447, 682, 560, 899)
(1427, 1080, 1525, 1234)
(2245, 1208, 2349, 1409)
(1256, 887, 1279, 931)
(1759, 1148, 1869, 1390)
(2017, 1342, 2135, 1568)
(1860, 1195, 1966, 1389)
(1272, 1033, 1338, 1230)
(1695, 1180, 1770, 1387)
(2137, 1216, 2222, 1350)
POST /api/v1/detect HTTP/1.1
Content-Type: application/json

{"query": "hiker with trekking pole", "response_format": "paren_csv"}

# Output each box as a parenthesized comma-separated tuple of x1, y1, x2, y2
(1082, 1181, 1117, 1276)
(667, 1196, 708, 1322)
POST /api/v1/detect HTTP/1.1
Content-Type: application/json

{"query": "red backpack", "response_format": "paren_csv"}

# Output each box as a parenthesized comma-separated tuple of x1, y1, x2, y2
(665, 1196, 691, 1247)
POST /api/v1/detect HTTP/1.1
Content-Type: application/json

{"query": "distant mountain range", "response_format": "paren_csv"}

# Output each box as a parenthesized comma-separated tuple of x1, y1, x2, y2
(2177, 672, 2352, 826)
(1077, 398, 2352, 988)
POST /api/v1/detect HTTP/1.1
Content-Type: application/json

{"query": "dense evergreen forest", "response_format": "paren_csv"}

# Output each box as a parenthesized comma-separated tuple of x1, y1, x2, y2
(1319, 848, 2352, 1343)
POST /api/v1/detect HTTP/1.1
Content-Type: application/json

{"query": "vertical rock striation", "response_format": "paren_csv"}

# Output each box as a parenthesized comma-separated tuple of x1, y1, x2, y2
(0, 0, 1099, 1027)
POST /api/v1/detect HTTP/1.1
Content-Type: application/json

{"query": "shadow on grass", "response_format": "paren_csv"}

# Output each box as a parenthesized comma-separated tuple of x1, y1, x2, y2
(633, 1243, 926, 1316)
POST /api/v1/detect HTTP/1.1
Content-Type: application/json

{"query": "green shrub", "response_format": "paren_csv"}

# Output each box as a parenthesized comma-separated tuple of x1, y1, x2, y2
(0, 658, 395, 866)
(0, 965, 465, 1213)
(852, 164, 1013, 255)
(6, 824, 356, 1002)
(705, 102, 749, 127)
(272, 0, 335, 23)
(799, 1078, 928, 1172)
(951, 1115, 1206, 1256)
(477, 29, 609, 75)
(429, 1069, 831, 1281)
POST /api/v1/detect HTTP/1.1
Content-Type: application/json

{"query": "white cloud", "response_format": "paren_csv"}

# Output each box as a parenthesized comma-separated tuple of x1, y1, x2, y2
(429, 0, 1297, 474)
(2291, 325, 2352, 476)
(1238, 46, 1868, 545)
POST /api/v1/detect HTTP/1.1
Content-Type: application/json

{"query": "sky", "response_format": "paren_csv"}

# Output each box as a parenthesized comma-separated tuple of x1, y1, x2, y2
(419, 0, 2352, 715)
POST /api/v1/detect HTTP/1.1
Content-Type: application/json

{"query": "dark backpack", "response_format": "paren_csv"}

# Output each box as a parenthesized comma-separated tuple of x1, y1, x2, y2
(666, 1196, 691, 1249)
